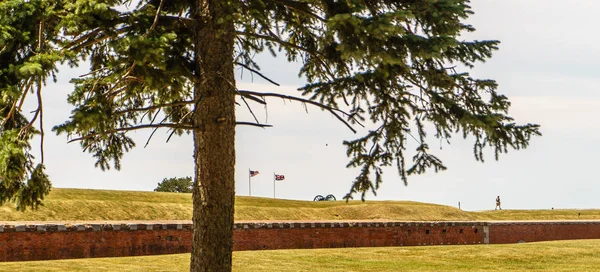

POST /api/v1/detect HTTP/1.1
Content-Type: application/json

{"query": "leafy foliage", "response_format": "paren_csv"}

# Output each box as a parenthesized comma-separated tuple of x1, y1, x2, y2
(2, 1, 541, 270)
(236, 0, 541, 200)
(1, 0, 541, 204)
(1, 0, 539, 215)
(154, 176, 193, 193)
(0, 0, 57, 210)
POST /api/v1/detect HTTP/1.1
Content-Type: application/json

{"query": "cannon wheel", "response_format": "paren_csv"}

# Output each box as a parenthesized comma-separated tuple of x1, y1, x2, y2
(313, 195, 325, 201)
(325, 194, 336, 201)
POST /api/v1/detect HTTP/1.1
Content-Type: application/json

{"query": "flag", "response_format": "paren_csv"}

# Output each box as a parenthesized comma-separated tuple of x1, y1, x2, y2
(250, 170, 260, 177)
(274, 174, 285, 181)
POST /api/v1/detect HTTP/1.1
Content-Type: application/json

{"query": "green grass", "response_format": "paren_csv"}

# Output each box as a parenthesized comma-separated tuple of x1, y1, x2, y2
(2, 239, 600, 271)
(0, 189, 193, 221)
(0, 188, 597, 221)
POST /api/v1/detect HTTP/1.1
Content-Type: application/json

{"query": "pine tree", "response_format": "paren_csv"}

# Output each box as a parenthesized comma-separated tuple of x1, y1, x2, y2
(0, 0, 540, 271)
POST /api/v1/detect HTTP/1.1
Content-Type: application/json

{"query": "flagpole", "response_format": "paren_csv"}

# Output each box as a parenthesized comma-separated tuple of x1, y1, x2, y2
(249, 168, 251, 197)
(273, 172, 276, 199)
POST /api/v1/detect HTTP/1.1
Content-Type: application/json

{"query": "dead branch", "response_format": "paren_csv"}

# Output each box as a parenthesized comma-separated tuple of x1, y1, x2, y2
(263, 0, 326, 22)
(19, 85, 42, 137)
(64, 29, 101, 49)
(234, 62, 280, 86)
(239, 96, 261, 124)
(236, 122, 273, 128)
(37, 81, 44, 163)
(67, 123, 194, 143)
(66, 27, 128, 52)
(237, 90, 361, 133)
(165, 128, 179, 143)
(146, 0, 165, 35)
(113, 100, 195, 116)
(17, 82, 31, 110)
(2, 99, 18, 127)
(235, 31, 335, 79)
(144, 109, 164, 148)
(78, 67, 109, 78)
(238, 92, 266, 105)
(3, 63, 33, 126)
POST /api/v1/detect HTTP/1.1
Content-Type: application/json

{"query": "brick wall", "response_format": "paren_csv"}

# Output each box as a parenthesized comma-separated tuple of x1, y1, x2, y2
(1, 220, 599, 262)
(0, 223, 193, 262)
(233, 222, 485, 251)
(488, 221, 600, 244)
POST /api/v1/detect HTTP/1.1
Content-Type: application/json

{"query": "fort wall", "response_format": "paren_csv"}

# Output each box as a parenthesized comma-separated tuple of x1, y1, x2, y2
(1, 220, 599, 262)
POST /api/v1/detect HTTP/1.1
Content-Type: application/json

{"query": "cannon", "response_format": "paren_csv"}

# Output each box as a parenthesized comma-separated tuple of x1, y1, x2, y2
(313, 194, 336, 201)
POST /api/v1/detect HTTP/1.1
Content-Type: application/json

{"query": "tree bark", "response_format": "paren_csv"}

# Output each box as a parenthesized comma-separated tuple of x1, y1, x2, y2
(190, 1, 236, 271)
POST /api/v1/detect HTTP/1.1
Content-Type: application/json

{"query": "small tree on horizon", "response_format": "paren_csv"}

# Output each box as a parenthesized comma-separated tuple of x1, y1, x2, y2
(155, 176, 193, 193)
(1, 1, 540, 271)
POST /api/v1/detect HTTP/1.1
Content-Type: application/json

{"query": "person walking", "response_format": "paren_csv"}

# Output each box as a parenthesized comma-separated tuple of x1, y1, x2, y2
(495, 196, 502, 210)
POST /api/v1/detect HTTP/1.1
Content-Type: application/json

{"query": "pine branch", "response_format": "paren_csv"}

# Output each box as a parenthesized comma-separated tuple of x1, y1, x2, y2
(144, 106, 191, 147)
(2, 99, 18, 126)
(17, 82, 31, 110)
(146, 0, 165, 35)
(64, 29, 101, 49)
(101, 64, 137, 99)
(158, 15, 196, 24)
(3, 75, 32, 127)
(67, 123, 194, 143)
(113, 100, 195, 116)
(37, 21, 44, 51)
(105, 86, 127, 99)
(78, 67, 108, 78)
(237, 30, 307, 52)
(235, 30, 333, 74)
(263, 0, 326, 22)
(237, 90, 361, 133)
(66, 27, 128, 51)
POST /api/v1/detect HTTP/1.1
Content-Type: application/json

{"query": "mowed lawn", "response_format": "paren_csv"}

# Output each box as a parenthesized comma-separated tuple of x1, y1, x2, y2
(0, 188, 597, 221)
(2, 239, 600, 271)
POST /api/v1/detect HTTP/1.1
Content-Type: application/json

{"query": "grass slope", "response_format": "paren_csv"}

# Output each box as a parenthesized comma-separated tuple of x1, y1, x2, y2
(0, 188, 596, 221)
(2, 239, 600, 271)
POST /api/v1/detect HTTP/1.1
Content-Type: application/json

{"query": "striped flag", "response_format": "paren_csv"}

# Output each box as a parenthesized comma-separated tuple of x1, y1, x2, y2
(250, 170, 260, 177)
(274, 174, 285, 181)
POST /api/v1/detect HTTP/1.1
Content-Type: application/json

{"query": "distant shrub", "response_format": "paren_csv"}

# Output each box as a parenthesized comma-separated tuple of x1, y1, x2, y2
(154, 177, 193, 193)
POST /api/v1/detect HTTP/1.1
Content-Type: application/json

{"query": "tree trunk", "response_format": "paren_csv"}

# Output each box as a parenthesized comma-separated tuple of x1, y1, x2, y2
(190, 1, 236, 271)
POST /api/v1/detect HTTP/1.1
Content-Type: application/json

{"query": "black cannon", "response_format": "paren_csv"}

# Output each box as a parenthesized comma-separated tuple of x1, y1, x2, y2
(313, 194, 336, 201)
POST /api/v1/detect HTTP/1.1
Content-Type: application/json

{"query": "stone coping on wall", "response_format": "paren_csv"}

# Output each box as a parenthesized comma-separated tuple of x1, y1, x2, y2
(1, 220, 600, 233)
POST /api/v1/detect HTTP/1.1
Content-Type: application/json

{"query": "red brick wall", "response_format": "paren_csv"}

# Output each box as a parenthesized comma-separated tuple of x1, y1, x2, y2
(1, 221, 599, 262)
(0, 223, 193, 262)
(488, 222, 600, 244)
(233, 222, 485, 251)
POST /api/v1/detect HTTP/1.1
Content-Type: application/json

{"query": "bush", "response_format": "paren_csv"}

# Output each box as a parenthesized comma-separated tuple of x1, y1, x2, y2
(154, 177, 193, 193)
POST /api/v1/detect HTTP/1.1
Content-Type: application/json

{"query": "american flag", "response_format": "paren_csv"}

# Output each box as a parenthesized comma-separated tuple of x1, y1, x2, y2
(274, 174, 285, 181)
(250, 170, 260, 177)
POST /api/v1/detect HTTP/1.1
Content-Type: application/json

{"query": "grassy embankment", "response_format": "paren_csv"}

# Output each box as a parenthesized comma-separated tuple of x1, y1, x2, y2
(0, 188, 596, 221)
(1, 188, 599, 272)
(1, 239, 600, 271)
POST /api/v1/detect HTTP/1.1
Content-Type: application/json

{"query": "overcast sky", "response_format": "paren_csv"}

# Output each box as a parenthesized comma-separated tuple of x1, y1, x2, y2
(25, 0, 600, 211)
